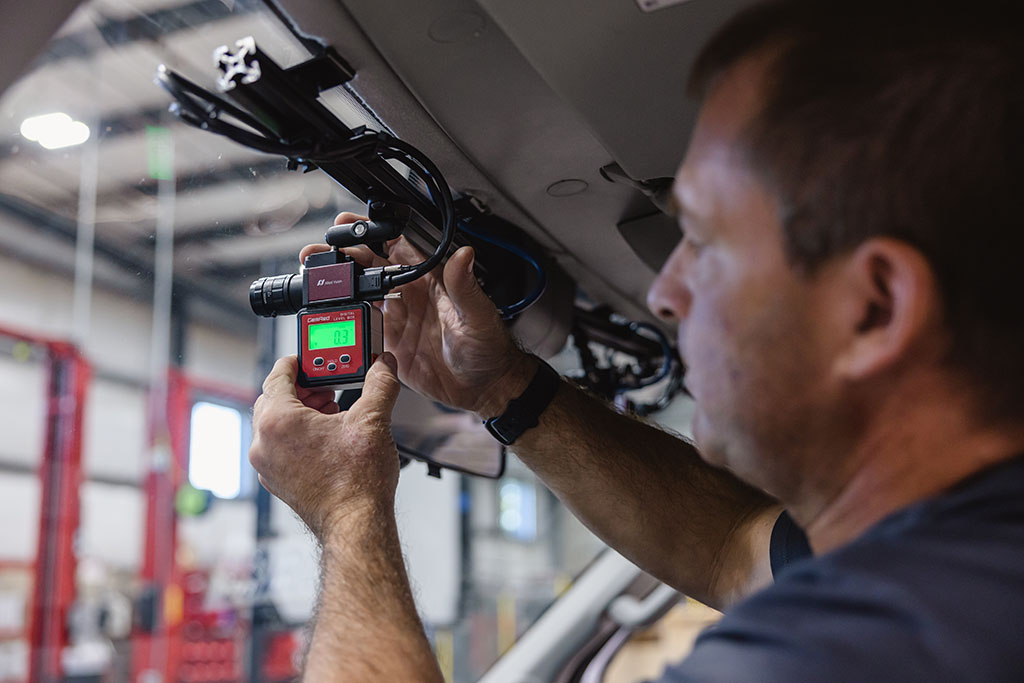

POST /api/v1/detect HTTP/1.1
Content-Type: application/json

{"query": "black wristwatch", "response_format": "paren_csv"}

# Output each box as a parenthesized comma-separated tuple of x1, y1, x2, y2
(483, 360, 561, 446)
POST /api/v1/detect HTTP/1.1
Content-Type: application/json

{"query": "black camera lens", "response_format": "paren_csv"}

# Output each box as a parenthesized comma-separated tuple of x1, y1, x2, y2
(249, 274, 303, 317)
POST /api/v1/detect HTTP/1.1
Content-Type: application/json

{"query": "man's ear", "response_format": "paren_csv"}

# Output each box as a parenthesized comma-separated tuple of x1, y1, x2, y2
(832, 238, 942, 381)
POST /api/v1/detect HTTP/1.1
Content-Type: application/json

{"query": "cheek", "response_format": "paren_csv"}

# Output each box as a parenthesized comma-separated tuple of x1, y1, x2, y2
(681, 278, 739, 398)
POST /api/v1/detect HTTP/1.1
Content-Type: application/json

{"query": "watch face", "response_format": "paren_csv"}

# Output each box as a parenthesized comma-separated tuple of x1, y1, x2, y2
(484, 417, 517, 446)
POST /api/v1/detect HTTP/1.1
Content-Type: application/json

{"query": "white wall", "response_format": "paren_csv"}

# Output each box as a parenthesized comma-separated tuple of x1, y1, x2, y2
(0, 249, 262, 575)
(83, 380, 148, 483)
(185, 323, 260, 390)
(0, 251, 260, 389)
(79, 482, 145, 570)
(396, 461, 462, 626)
(0, 474, 39, 563)
(0, 357, 46, 467)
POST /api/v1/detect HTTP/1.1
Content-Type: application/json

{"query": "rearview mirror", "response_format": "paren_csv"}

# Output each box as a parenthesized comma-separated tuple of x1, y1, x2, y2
(389, 388, 506, 479)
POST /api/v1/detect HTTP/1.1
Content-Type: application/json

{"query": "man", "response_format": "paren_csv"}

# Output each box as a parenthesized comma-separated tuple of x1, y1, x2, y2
(248, 0, 1024, 679)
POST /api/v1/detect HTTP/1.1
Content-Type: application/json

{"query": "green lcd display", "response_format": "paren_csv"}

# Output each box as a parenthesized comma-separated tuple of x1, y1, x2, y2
(309, 320, 356, 350)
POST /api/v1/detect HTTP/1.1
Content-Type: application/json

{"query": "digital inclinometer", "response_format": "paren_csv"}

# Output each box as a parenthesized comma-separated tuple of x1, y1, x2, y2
(299, 302, 382, 389)
(249, 196, 456, 392)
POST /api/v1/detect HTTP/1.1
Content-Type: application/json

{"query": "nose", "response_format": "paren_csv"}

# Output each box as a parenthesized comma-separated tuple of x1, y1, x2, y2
(646, 243, 691, 324)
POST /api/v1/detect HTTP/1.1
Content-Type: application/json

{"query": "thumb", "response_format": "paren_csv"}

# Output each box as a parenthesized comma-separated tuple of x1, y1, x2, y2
(349, 352, 402, 421)
(443, 246, 502, 326)
(262, 355, 299, 398)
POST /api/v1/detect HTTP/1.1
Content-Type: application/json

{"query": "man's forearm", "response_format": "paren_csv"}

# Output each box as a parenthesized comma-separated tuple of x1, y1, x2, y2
(304, 503, 443, 682)
(485, 371, 778, 609)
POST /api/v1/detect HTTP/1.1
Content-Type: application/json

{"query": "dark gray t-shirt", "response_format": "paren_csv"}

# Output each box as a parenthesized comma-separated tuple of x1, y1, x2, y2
(658, 455, 1024, 682)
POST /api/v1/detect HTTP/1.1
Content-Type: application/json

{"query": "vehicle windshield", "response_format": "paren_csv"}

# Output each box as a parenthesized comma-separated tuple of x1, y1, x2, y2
(0, 1, 618, 681)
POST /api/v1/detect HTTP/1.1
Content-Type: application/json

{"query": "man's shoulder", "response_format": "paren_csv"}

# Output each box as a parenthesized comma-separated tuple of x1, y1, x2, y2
(661, 529, 1024, 682)
(659, 455, 1024, 683)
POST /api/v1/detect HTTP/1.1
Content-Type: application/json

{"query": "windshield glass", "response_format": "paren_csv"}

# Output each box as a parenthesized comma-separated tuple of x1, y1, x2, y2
(0, 2, 611, 681)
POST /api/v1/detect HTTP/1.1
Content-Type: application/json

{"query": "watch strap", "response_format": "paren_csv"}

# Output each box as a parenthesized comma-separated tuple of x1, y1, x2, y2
(484, 360, 560, 446)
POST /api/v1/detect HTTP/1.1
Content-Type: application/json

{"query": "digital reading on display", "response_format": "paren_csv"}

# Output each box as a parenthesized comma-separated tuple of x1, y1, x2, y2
(308, 320, 356, 350)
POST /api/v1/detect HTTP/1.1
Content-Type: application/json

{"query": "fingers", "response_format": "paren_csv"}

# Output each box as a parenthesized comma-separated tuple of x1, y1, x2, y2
(299, 243, 331, 265)
(334, 210, 367, 225)
(443, 246, 503, 326)
(297, 385, 339, 412)
(386, 236, 429, 267)
(261, 355, 299, 398)
(300, 210, 391, 269)
(298, 242, 385, 268)
(348, 353, 402, 422)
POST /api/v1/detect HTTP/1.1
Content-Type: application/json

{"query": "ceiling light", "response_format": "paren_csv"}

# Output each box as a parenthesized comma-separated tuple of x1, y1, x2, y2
(19, 112, 91, 150)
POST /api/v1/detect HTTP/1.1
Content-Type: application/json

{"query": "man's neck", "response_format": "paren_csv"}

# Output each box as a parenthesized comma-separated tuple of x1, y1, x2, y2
(798, 395, 1024, 555)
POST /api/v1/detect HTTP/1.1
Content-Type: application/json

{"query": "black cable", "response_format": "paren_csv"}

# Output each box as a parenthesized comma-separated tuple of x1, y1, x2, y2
(626, 322, 673, 389)
(156, 66, 282, 141)
(373, 136, 456, 287)
(157, 65, 457, 290)
(632, 364, 686, 417)
(159, 76, 315, 159)
(314, 134, 452, 283)
(203, 117, 308, 156)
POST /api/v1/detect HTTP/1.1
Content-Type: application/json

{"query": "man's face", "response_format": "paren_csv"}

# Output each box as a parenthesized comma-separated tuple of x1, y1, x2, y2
(647, 59, 838, 496)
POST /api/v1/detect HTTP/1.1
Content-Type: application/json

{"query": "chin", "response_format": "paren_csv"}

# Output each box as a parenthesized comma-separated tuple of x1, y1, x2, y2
(691, 413, 752, 480)
(695, 441, 730, 472)
(690, 412, 725, 467)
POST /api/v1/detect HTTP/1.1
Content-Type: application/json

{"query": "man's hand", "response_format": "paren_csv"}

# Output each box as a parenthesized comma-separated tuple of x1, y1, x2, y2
(250, 352, 444, 681)
(249, 352, 402, 540)
(301, 212, 537, 418)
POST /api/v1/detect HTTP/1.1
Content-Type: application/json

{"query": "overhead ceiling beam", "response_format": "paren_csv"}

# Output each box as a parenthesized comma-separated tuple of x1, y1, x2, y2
(151, 204, 340, 247)
(34, 0, 263, 68)
(0, 191, 253, 324)
(129, 158, 290, 197)
(7, 152, 289, 217)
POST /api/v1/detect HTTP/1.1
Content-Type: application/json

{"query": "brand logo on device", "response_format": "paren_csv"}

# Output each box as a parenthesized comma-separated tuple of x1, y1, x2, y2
(308, 262, 353, 301)
(308, 315, 332, 323)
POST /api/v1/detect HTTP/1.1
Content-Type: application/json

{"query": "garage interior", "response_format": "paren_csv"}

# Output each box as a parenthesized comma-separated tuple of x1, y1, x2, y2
(0, 0, 713, 681)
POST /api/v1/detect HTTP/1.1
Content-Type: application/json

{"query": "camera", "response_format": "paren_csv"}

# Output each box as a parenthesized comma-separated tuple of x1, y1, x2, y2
(249, 200, 422, 389)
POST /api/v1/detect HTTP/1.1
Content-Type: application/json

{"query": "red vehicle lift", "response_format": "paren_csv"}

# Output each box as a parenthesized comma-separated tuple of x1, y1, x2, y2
(0, 323, 92, 683)
(132, 368, 258, 683)
(131, 368, 191, 683)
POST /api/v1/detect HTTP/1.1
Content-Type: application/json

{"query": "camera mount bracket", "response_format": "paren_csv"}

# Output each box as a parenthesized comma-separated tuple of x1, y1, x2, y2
(157, 37, 459, 289)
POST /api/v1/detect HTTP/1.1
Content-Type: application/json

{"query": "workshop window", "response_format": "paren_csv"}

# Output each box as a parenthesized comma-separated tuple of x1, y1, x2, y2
(188, 401, 248, 499)
(499, 479, 538, 542)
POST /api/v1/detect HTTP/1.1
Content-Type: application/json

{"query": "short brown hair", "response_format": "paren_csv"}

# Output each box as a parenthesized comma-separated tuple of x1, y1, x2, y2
(692, 0, 1024, 417)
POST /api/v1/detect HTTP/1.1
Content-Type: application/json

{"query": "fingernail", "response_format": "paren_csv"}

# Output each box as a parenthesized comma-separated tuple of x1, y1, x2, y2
(465, 248, 475, 275)
(380, 352, 398, 373)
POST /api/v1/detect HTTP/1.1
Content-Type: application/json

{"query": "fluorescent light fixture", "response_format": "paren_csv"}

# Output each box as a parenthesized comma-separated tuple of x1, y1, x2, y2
(20, 112, 91, 149)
